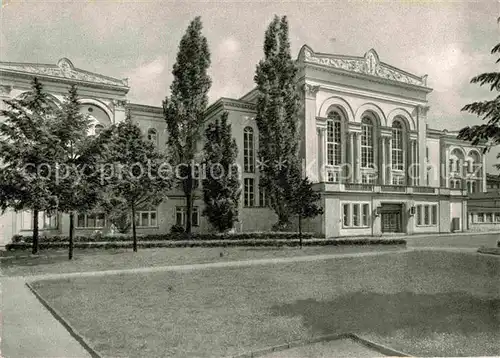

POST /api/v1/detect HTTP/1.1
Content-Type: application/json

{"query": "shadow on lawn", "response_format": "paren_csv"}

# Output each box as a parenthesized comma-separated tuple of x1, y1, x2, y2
(271, 290, 500, 339)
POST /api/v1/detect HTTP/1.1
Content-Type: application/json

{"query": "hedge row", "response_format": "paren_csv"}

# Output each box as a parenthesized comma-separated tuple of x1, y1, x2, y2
(5, 238, 406, 251)
(11, 232, 315, 244)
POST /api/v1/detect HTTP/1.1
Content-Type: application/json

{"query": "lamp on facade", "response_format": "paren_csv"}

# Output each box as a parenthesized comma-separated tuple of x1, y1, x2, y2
(374, 206, 382, 217)
(409, 206, 416, 216)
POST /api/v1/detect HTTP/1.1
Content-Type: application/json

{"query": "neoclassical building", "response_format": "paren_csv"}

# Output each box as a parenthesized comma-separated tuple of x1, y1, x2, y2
(0, 46, 488, 245)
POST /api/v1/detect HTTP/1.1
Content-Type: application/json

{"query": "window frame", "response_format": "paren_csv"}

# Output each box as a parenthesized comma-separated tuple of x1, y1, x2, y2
(175, 206, 200, 227)
(243, 127, 255, 173)
(342, 202, 370, 229)
(135, 207, 158, 228)
(327, 111, 342, 166)
(244, 178, 255, 207)
(76, 212, 106, 229)
(391, 121, 404, 171)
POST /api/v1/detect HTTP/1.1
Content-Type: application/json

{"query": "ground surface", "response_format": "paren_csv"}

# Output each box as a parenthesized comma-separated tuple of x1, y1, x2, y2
(2, 231, 498, 277)
(30, 250, 500, 358)
(0, 245, 402, 277)
(261, 338, 384, 357)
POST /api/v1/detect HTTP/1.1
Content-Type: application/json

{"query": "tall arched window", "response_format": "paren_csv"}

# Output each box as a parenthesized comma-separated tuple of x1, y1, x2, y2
(391, 121, 404, 171)
(243, 127, 254, 173)
(361, 116, 374, 168)
(327, 111, 342, 165)
(147, 128, 158, 146)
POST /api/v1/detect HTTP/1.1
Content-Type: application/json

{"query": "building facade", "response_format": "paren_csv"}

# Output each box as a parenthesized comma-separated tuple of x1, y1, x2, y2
(467, 174, 500, 232)
(0, 47, 489, 245)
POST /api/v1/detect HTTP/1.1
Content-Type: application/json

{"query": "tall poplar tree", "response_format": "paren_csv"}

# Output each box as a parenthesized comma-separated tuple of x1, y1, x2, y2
(0, 78, 58, 254)
(202, 112, 240, 232)
(458, 42, 500, 166)
(163, 16, 211, 236)
(254, 15, 302, 229)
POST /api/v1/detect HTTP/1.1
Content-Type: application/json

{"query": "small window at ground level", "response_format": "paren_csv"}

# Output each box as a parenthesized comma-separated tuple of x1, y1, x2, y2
(343, 204, 350, 227)
(353, 204, 360, 226)
(431, 206, 437, 225)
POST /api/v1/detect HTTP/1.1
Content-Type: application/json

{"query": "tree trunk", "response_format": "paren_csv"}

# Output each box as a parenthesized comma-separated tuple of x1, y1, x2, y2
(131, 204, 137, 252)
(68, 212, 74, 260)
(185, 168, 193, 237)
(298, 214, 302, 249)
(32, 209, 39, 255)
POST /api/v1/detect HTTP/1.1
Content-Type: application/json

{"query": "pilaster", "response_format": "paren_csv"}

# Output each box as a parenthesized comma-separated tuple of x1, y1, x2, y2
(417, 105, 429, 185)
(302, 84, 320, 183)
(113, 99, 128, 124)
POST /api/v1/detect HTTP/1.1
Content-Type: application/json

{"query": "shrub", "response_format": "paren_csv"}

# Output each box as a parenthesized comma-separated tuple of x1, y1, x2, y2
(170, 224, 185, 234)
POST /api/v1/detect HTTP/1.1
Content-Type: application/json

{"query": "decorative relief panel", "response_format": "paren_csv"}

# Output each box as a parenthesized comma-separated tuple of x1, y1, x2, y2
(303, 48, 426, 87)
(0, 58, 128, 87)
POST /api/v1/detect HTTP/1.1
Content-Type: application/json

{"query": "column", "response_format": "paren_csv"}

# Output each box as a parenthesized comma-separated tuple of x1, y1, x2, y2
(349, 132, 355, 183)
(444, 147, 450, 188)
(317, 127, 326, 182)
(388, 137, 393, 185)
(381, 137, 386, 185)
(355, 132, 362, 183)
(482, 154, 487, 192)
(410, 139, 416, 186)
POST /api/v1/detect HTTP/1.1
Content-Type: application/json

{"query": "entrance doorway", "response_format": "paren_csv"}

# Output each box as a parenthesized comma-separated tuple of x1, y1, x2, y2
(380, 204, 403, 233)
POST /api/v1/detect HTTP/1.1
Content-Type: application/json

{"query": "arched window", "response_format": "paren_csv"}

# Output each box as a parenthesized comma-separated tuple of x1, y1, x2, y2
(327, 111, 342, 165)
(361, 116, 374, 168)
(94, 123, 104, 135)
(391, 121, 404, 170)
(243, 127, 254, 173)
(147, 129, 158, 146)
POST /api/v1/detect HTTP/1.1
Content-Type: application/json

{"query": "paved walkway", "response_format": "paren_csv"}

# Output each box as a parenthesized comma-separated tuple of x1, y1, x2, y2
(0, 244, 495, 358)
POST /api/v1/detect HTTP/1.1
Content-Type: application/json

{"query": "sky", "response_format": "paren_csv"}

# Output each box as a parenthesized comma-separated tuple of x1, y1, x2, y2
(1, 0, 499, 172)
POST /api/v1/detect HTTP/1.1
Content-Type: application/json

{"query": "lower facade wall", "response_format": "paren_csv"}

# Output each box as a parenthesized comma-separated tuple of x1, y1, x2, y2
(2, 192, 497, 245)
(322, 192, 467, 238)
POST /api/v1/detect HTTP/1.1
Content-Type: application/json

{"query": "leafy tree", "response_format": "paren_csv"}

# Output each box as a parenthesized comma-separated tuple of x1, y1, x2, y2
(0, 78, 59, 254)
(202, 112, 240, 232)
(163, 16, 211, 236)
(254, 15, 302, 230)
(458, 42, 500, 167)
(49, 85, 110, 260)
(101, 113, 172, 251)
(287, 171, 323, 248)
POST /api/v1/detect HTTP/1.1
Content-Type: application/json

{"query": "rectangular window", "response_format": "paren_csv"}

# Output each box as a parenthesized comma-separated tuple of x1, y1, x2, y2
(485, 213, 493, 223)
(392, 176, 404, 185)
(362, 204, 369, 226)
(477, 213, 484, 223)
(76, 213, 106, 228)
(259, 187, 268, 207)
(343, 204, 350, 227)
(243, 128, 255, 173)
(424, 205, 430, 225)
(431, 205, 437, 225)
(416, 205, 422, 225)
(353, 204, 360, 227)
(175, 207, 199, 227)
(135, 208, 158, 227)
(244, 178, 255, 207)
(22, 211, 58, 230)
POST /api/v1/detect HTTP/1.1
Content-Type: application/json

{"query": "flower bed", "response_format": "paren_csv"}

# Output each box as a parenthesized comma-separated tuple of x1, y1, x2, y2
(5, 236, 407, 251)
(10, 232, 314, 244)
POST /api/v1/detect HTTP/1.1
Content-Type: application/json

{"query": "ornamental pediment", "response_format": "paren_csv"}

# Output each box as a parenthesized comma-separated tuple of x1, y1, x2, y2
(0, 58, 128, 88)
(299, 45, 428, 88)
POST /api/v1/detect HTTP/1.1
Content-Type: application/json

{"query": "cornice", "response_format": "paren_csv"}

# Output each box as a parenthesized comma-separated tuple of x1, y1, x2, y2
(301, 46, 430, 89)
(127, 102, 163, 115)
(0, 70, 130, 94)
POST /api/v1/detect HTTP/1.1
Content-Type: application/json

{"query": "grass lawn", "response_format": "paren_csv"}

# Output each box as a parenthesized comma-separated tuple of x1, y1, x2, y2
(0, 245, 403, 277)
(31, 250, 500, 357)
